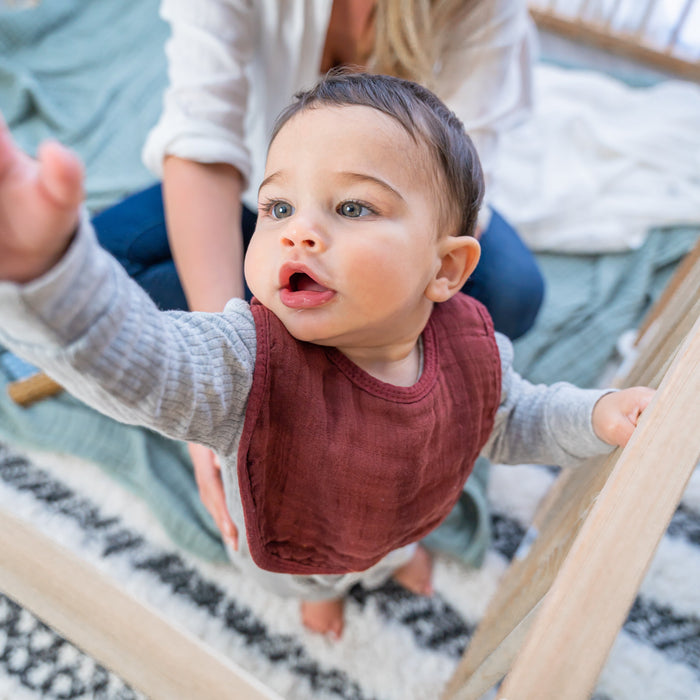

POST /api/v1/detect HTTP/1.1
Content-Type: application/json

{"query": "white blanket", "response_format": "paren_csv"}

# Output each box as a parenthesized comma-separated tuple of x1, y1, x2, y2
(492, 64, 700, 253)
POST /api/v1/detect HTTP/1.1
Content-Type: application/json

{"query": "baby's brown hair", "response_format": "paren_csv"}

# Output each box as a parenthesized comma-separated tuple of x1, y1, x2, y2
(269, 70, 484, 239)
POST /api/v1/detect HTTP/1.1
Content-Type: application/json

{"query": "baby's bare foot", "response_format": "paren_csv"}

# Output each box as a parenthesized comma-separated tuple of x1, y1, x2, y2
(300, 598, 345, 639)
(392, 544, 434, 596)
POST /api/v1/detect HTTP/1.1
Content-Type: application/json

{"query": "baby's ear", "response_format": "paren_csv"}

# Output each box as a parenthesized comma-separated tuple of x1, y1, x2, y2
(425, 235, 480, 303)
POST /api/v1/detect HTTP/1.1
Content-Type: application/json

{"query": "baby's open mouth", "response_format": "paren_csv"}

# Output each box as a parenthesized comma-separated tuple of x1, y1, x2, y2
(279, 265, 336, 308)
(288, 272, 328, 293)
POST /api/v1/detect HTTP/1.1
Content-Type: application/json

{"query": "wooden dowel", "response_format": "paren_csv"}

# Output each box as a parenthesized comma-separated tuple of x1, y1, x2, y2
(7, 372, 63, 407)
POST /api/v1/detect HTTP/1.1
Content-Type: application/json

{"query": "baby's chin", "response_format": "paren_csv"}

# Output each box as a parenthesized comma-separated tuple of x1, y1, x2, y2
(257, 302, 320, 340)
(280, 321, 337, 347)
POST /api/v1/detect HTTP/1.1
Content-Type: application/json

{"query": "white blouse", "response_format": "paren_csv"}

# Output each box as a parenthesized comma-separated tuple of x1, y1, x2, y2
(142, 0, 536, 211)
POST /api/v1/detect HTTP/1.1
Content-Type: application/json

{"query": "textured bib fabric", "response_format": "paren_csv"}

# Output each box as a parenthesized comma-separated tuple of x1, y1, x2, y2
(238, 294, 501, 575)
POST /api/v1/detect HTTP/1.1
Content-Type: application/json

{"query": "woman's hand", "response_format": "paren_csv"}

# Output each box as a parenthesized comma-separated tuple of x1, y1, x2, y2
(592, 387, 656, 448)
(188, 442, 239, 550)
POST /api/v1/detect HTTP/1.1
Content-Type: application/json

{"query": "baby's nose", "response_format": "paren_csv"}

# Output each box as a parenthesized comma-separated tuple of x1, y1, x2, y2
(281, 221, 324, 250)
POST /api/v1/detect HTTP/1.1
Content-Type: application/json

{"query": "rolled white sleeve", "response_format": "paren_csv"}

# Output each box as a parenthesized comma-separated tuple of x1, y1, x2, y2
(142, 0, 257, 186)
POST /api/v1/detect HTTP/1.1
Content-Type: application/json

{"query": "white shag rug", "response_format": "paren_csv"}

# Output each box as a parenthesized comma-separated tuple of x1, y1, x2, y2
(0, 441, 699, 700)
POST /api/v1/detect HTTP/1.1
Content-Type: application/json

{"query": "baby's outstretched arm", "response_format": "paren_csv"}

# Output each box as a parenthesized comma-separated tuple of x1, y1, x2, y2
(484, 335, 656, 468)
(592, 387, 655, 448)
(0, 119, 257, 458)
(0, 119, 83, 283)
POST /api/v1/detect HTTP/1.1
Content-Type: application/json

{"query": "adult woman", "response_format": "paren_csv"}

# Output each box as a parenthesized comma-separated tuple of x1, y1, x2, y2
(93, 0, 543, 548)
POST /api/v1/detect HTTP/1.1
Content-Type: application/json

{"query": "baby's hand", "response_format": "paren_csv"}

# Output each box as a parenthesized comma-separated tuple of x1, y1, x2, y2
(592, 387, 655, 448)
(0, 115, 84, 283)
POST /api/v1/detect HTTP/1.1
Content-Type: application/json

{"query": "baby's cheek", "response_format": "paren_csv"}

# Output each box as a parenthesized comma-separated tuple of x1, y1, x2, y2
(243, 242, 265, 296)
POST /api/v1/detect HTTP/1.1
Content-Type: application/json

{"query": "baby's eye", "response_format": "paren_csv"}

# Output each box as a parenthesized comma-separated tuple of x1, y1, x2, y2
(337, 200, 373, 218)
(268, 201, 294, 219)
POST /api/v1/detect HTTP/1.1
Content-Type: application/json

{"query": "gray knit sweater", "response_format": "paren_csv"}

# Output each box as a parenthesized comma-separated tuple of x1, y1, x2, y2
(0, 217, 612, 597)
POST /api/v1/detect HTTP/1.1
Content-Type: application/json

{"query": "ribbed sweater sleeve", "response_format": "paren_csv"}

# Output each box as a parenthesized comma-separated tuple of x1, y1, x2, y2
(0, 214, 256, 457)
(0, 219, 614, 470)
(484, 333, 615, 468)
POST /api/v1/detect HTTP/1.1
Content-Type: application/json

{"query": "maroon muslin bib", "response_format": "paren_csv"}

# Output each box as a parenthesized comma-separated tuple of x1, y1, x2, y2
(238, 293, 501, 575)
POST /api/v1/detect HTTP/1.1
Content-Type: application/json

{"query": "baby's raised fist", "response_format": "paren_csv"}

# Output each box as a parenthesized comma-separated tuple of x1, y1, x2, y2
(0, 116, 84, 283)
(592, 386, 656, 448)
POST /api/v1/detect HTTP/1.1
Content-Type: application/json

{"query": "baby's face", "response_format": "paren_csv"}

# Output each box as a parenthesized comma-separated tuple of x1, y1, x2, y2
(245, 104, 445, 355)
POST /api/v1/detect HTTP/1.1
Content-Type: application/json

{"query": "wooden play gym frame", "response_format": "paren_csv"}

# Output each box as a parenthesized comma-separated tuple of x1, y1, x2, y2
(1, 4, 699, 698)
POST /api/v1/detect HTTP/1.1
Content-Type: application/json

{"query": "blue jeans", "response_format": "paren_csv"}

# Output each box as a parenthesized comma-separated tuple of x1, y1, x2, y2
(93, 183, 544, 340)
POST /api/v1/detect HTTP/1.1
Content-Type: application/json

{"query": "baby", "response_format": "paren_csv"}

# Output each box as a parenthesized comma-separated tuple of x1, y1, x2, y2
(0, 72, 653, 639)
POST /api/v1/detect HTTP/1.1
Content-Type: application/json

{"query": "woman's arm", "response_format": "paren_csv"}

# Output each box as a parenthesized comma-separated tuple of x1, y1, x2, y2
(163, 156, 246, 311)
(143, 0, 259, 311)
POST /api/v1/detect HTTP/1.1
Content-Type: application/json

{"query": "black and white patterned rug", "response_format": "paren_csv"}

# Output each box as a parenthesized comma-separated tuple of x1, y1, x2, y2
(1, 442, 699, 700)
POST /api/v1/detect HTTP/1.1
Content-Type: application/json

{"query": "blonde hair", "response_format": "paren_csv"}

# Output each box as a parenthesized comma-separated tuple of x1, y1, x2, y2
(369, 0, 477, 88)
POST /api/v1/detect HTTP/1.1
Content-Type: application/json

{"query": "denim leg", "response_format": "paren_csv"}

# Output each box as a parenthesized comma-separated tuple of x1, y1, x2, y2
(462, 208, 545, 340)
(92, 184, 189, 311)
(92, 184, 259, 310)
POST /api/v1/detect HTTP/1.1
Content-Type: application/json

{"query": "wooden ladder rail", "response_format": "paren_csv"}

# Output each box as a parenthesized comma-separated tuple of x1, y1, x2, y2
(0, 507, 282, 700)
(443, 240, 700, 699)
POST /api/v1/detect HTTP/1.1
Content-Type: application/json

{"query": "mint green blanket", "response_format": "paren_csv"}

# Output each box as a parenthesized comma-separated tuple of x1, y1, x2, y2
(0, 0, 168, 212)
(0, 366, 227, 562)
(513, 226, 699, 388)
